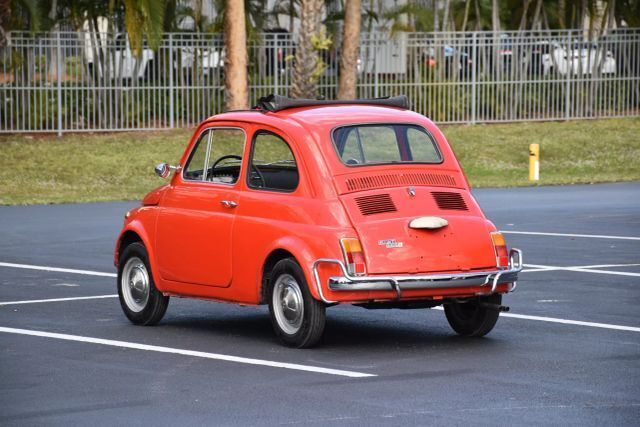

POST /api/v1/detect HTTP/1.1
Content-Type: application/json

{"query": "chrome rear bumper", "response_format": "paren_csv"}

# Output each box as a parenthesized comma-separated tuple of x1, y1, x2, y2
(312, 249, 523, 303)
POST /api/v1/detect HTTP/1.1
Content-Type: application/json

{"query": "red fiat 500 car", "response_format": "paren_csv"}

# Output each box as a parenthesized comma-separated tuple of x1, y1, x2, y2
(115, 95, 522, 348)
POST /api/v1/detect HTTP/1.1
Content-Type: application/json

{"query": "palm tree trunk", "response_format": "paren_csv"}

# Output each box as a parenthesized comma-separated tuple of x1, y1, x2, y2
(0, 0, 10, 47)
(337, 0, 361, 100)
(606, 0, 616, 30)
(531, 0, 543, 30)
(518, 0, 530, 31)
(224, 0, 248, 110)
(289, 0, 295, 34)
(47, 0, 60, 81)
(461, 0, 471, 32)
(442, 0, 450, 32)
(556, 0, 565, 28)
(290, 0, 323, 99)
(491, 0, 501, 118)
(491, 0, 500, 33)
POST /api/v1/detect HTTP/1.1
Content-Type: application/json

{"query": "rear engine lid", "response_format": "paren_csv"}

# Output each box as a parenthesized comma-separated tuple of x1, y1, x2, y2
(334, 168, 465, 194)
(340, 187, 496, 274)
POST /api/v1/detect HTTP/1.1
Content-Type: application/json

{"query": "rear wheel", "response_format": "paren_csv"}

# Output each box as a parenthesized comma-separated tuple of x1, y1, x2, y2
(444, 294, 501, 337)
(268, 258, 326, 348)
(118, 242, 169, 325)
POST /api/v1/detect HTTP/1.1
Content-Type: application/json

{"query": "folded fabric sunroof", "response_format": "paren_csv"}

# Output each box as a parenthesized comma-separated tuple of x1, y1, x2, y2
(254, 94, 411, 112)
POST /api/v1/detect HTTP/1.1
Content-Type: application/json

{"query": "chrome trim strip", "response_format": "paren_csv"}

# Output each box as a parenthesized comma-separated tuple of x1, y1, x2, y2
(312, 249, 523, 303)
(313, 258, 342, 304)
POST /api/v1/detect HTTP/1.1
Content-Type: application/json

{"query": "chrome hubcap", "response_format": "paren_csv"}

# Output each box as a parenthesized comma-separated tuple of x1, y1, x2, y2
(273, 274, 304, 335)
(121, 257, 150, 313)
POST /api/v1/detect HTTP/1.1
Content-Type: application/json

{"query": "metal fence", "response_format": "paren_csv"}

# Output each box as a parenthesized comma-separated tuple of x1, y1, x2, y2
(1, 29, 639, 133)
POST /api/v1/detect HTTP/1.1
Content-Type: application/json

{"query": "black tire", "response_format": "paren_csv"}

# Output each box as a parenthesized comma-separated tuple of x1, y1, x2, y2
(117, 242, 169, 326)
(268, 258, 326, 348)
(444, 294, 502, 337)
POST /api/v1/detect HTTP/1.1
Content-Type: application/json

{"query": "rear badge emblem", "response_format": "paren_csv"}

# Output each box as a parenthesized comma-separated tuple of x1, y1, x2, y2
(407, 186, 416, 197)
(378, 239, 404, 248)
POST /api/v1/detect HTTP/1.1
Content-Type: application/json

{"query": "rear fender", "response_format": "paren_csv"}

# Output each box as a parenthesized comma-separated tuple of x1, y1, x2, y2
(265, 236, 333, 302)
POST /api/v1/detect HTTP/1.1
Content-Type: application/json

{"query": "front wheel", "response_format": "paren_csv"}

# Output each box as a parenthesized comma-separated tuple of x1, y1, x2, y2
(118, 242, 169, 325)
(268, 258, 326, 348)
(444, 294, 501, 337)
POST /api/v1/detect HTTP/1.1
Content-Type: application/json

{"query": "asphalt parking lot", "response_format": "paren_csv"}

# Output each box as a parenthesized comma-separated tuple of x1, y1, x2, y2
(1, 182, 639, 426)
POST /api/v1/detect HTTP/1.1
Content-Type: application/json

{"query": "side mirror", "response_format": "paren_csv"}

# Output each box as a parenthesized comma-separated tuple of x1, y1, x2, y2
(155, 163, 179, 179)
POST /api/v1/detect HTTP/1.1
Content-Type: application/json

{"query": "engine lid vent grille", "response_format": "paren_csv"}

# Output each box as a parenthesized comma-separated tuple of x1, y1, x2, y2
(355, 194, 397, 216)
(345, 173, 456, 192)
(432, 191, 468, 211)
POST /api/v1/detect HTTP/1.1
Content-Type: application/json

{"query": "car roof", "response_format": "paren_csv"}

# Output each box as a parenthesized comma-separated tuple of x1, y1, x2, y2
(272, 104, 427, 128)
(208, 103, 428, 130)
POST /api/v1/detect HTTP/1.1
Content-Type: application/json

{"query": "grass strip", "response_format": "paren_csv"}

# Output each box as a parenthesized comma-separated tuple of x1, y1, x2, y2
(0, 118, 638, 205)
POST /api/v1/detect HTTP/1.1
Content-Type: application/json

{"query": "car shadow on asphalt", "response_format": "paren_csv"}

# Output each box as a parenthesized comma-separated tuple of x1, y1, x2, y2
(158, 305, 507, 352)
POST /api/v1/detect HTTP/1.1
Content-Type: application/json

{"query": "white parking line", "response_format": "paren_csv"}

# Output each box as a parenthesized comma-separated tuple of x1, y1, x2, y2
(432, 307, 640, 333)
(5, 260, 640, 279)
(523, 263, 640, 277)
(501, 313, 640, 332)
(524, 263, 640, 272)
(2, 261, 638, 333)
(0, 295, 117, 306)
(4, 292, 638, 333)
(0, 262, 116, 278)
(501, 231, 640, 241)
(0, 326, 376, 378)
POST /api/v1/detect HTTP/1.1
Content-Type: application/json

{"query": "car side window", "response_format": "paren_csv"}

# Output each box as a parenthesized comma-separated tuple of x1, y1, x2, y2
(206, 129, 245, 184)
(248, 132, 299, 192)
(183, 128, 245, 184)
(183, 130, 211, 181)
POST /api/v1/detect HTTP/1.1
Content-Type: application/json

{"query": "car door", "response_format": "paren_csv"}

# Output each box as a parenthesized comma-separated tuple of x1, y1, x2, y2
(155, 126, 247, 287)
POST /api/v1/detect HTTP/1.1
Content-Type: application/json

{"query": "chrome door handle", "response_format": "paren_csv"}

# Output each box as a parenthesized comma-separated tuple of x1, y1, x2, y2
(220, 200, 237, 208)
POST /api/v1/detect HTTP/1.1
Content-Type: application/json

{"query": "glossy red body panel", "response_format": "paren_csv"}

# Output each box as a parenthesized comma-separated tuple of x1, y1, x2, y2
(142, 185, 167, 206)
(115, 105, 508, 305)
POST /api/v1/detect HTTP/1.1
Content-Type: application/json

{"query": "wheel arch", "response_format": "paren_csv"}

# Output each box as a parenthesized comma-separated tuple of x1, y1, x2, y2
(259, 236, 322, 304)
(260, 248, 295, 304)
(117, 230, 142, 260)
(115, 222, 165, 291)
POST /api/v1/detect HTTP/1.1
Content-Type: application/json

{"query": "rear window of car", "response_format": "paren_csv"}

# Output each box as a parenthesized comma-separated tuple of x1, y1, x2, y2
(332, 124, 443, 166)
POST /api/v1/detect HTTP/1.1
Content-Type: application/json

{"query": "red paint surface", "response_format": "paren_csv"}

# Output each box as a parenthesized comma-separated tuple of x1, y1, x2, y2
(115, 105, 511, 304)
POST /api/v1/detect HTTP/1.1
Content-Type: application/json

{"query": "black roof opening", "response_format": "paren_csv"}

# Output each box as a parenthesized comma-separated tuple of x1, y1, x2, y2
(254, 94, 411, 112)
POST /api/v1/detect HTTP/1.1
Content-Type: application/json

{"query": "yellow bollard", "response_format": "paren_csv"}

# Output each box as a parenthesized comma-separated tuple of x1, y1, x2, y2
(529, 143, 540, 182)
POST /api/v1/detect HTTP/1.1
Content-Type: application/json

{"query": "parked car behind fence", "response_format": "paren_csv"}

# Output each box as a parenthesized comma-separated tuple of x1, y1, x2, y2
(542, 42, 616, 76)
(1, 29, 638, 132)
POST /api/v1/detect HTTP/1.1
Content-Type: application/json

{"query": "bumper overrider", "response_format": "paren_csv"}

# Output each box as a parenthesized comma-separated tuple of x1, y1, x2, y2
(312, 249, 523, 303)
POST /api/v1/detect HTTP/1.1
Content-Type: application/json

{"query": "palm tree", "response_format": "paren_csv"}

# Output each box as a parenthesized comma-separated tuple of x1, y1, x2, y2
(0, 0, 12, 46)
(224, 0, 249, 110)
(123, 0, 165, 57)
(337, 0, 361, 100)
(5, 0, 42, 36)
(290, 0, 323, 99)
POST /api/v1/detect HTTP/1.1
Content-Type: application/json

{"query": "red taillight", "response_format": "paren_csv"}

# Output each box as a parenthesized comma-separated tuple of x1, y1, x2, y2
(491, 232, 509, 268)
(340, 238, 366, 276)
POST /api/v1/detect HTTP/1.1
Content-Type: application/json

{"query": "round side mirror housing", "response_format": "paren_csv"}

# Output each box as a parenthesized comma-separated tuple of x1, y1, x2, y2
(155, 163, 177, 179)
